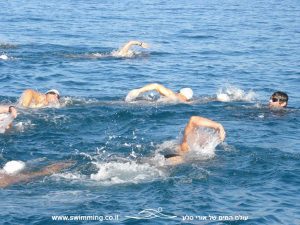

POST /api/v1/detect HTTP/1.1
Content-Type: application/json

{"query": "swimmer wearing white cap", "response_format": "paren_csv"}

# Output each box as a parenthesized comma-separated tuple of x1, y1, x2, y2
(0, 161, 74, 188)
(125, 83, 193, 102)
(116, 40, 149, 57)
(18, 89, 60, 108)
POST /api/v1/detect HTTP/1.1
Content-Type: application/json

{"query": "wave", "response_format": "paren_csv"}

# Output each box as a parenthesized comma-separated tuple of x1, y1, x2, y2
(50, 127, 224, 186)
(0, 43, 17, 49)
(65, 49, 149, 59)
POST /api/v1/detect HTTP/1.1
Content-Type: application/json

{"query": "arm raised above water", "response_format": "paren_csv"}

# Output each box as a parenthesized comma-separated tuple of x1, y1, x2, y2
(117, 40, 149, 57)
(19, 89, 36, 107)
(180, 116, 226, 152)
(125, 83, 177, 102)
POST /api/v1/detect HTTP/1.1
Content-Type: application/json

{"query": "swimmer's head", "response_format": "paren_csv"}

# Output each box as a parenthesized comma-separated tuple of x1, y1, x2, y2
(179, 88, 193, 101)
(3, 160, 26, 175)
(46, 89, 60, 103)
(269, 91, 288, 108)
(0, 54, 8, 60)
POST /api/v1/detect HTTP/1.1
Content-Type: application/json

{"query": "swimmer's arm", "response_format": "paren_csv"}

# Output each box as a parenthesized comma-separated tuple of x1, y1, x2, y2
(19, 89, 35, 107)
(0, 106, 10, 114)
(0, 161, 74, 188)
(0, 106, 17, 119)
(138, 83, 177, 99)
(180, 116, 226, 152)
(118, 41, 143, 55)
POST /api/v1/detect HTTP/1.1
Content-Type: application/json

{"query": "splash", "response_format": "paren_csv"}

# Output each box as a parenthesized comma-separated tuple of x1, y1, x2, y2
(60, 96, 99, 107)
(185, 127, 221, 160)
(217, 85, 256, 102)
(90, 160, 165, 185)
(154, 140, 179, 155)
(0, 113, 14, 133)
(66, 49, 146, 59)
(154, 128, 221, 162)
(15, 120, 35, 132)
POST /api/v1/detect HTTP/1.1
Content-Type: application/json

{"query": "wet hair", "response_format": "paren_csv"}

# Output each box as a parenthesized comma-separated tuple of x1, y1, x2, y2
(271, 91, 288, 103)
(46, 91, 60, 99)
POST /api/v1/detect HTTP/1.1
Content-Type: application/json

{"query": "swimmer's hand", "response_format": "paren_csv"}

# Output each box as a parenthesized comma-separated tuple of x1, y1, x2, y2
(125, 89, 140, 102)
(217, 124, 226, 141)
(9, 106, 17, 118)
(140, 42, 149, 49)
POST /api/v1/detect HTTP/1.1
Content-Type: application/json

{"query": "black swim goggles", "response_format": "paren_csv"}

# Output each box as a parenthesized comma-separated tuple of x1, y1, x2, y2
(270, 97, 285, 103)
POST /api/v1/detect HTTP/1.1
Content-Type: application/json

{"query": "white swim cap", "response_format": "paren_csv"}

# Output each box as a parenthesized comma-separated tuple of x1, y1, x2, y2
(0, 54, 8, 60)
(179, 88, 193, 100)
(46, 89, 60, 97)
(3, 160, 26, 175)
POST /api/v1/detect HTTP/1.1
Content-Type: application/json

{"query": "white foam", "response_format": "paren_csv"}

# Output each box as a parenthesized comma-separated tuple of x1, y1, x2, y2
(53, 172, 85, 180)
(154, 129, 221, 162)
(90, 160, 165, 185)
(0, 113, 14, 133)
(15, 120, 35, 132)
(217, 85, 256, 102)
(66, 49, 142, 59)
(154, 140, 179, 155)
(60, 96, 99, 107)
(112, 49, 135, 57)
(185, 127, 221, 160)
(91, 53, 104, 58)
(2, 160, 26, 175)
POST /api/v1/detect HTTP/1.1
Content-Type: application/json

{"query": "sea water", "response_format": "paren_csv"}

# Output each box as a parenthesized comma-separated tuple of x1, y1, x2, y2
(0, 0, 299, 224)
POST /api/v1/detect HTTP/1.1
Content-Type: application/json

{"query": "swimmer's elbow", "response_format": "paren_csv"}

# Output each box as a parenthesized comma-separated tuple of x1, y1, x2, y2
(149, 83, 160, 87)
(24, 89, 33, 93)
(189, 116, 203, 126)
(20, 90, 33, 107)
(180, 142, 189, 153)
(146, 83, 161, 91)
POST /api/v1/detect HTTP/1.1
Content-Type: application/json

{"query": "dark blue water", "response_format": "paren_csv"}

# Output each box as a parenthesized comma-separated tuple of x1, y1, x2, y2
(1, 0, 300, 224)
